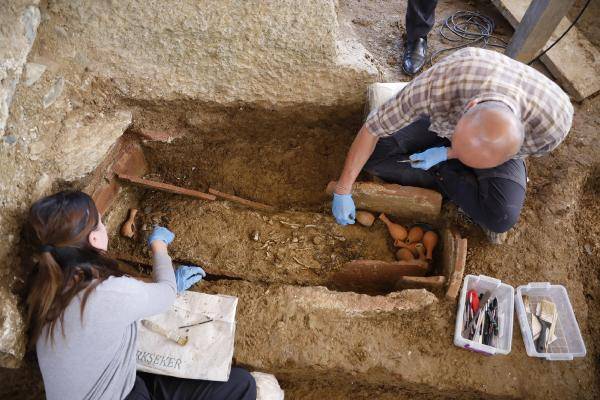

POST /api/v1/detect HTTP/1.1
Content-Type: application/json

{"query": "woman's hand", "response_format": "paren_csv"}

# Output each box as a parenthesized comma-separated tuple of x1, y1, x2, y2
(175, 265, 206, 293)
(148, 226, 175, 253)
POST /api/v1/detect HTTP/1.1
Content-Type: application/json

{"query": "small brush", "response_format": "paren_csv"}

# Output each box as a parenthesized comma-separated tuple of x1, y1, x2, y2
(535, 300, 557, 353)
(142, 319, 188, 346)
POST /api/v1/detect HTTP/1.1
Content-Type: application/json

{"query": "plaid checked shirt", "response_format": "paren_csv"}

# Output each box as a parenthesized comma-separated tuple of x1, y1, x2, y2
(365, 47, 574, 158)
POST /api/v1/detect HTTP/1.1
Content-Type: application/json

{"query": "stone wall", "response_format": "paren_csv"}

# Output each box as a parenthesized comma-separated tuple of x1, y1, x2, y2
(0, 0, 377, 366)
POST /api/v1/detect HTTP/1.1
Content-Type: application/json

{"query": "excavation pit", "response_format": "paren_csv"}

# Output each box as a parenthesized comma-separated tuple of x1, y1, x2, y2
(95, 105, 464, 298)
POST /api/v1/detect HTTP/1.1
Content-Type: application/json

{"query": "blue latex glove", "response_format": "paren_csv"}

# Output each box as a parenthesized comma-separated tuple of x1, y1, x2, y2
(332, 193, 356, 225)
(175, 265, 206, 293)
(147, 226, 175, 246)
(409, 147, 448, 170)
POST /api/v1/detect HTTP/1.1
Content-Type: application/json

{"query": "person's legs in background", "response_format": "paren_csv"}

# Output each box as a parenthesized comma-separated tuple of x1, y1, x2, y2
(138, 367, 256, 400)
(403, 0, 438, 75)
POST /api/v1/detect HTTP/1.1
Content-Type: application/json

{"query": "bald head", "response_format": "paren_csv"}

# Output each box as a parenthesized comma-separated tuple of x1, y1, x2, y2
(452, 101, 524, 169)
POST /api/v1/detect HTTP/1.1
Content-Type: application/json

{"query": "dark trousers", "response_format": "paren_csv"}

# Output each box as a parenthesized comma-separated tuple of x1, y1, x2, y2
(406, 0, 438, 42)
(363, 119, 527, 233)
(125, 368, 256, 400)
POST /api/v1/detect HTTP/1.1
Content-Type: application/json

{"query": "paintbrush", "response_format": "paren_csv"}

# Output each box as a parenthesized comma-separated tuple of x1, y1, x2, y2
(535, 300, 556, 353)
(142, 319, 189, 346)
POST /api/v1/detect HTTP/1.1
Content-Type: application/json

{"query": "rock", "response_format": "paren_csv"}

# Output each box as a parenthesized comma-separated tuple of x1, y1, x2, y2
(386, 55, 398, 66)
(0, 4, 40, 134)
(32, 173, 52, 200)
(23, 62, 46, 86)
(3, 135, 17, 144)
(41, 0, 377, 106)
(57, 110, 132, 181)
(42, 77, 65, 108)
(0, 285, 25, 368)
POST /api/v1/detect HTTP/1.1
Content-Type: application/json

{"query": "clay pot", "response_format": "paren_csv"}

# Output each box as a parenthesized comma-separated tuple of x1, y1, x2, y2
(396, 248, 415, 261)
(407, 226, 424, 244)
(423, 230, 438, 260)
(394, 240, 420, 257)
(379, 213, 407, 242)
(120, 208, 138, 238)
(415, 243, 426, 261)
(356, 211, 375, 227)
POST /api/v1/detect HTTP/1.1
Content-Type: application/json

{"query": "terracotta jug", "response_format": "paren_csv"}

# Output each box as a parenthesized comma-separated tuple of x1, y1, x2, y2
(396, 248, 415, 261)
(356, 211, 375, 227)
(423, 230, 438, 260)
(407, 226, 424, 244)
(415, 243, 427, 261)
(379, 213, 407, 242)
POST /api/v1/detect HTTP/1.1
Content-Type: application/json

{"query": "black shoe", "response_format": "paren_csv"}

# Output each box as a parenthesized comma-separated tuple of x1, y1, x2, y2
(402, 37, 427, 75)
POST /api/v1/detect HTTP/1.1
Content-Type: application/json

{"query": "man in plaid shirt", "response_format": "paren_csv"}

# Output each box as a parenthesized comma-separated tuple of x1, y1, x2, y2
(332, 47, 574, 243)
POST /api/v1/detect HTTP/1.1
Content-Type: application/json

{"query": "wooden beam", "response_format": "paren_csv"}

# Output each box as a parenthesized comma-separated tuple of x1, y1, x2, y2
(493, 0, 599, 101)
(506, 0, 575, 63)
(117, 174, 217, 201)
(208, 188, 276, 212)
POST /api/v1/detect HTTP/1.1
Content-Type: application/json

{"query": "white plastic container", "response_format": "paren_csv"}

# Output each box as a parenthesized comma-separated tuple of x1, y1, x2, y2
(454, 274, 514, 355)
(515, 282, 586, 361)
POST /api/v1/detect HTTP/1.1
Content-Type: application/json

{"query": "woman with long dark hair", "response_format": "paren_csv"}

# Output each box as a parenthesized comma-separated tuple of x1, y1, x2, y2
(25, 190, 256, 400)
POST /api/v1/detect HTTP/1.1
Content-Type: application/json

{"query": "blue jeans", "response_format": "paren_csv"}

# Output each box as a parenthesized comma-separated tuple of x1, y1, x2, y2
(363, 118, 527, 233)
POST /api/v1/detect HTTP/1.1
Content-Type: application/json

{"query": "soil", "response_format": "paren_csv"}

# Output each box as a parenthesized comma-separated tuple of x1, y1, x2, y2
(2, 0, 600, 399)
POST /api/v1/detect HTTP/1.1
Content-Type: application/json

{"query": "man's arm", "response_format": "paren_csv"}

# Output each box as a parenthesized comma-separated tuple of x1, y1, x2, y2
(335, 125, 379, 194)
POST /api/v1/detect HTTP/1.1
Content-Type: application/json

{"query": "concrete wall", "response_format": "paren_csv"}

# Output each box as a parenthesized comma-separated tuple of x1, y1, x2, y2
(0, 0, 377, 366)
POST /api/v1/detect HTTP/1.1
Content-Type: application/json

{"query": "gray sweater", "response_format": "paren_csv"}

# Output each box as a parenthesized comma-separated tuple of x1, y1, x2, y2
(36, 251, 176, 400)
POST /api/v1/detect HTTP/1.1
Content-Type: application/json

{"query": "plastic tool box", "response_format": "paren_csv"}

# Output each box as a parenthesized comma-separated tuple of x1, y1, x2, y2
(454, 274, 514, 355)
(515, 282, 586, 360)
(454, 275, 586, 360)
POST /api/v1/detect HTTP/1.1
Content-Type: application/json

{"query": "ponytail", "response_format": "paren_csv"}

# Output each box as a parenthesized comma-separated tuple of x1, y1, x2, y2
(26, 249, 64, 346)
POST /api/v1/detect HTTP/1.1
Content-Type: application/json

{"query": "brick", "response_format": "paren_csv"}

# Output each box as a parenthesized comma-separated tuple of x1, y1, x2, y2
(330, 260, 429, 293)
(117, 174, 216, 201)
(445, 236, 467, 300)
(325, 181, 442, 221)
(87, 136, 148, 214)
(395, 275, 446, 291)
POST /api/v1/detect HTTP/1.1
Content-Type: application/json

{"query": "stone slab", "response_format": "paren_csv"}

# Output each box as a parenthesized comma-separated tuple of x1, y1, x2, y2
(43, 0, 377, 106)
(325, 181, 442, 221)
(491, 0, 600, 101)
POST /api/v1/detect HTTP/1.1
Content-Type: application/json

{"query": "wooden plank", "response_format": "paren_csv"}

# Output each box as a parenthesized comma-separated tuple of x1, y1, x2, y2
(505, 0, 575, 62)
(330, 259, 429, 293)
(117, 174, 217, 201)
(325, 181, 442, 221)
(492, 0, 600, 101)
(208, 188, 276, 212)
(395, 276, 447, 291)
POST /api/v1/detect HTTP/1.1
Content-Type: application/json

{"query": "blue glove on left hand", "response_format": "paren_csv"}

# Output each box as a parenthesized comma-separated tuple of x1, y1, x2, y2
(409, 147, 448, 170)
(175, 265, 206, 293)
(332, 193, 356, 226)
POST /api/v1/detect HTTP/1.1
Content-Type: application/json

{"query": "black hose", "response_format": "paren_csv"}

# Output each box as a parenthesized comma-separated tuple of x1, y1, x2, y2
(431, 2, 592, 65)
(430, 10, 507, 64)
